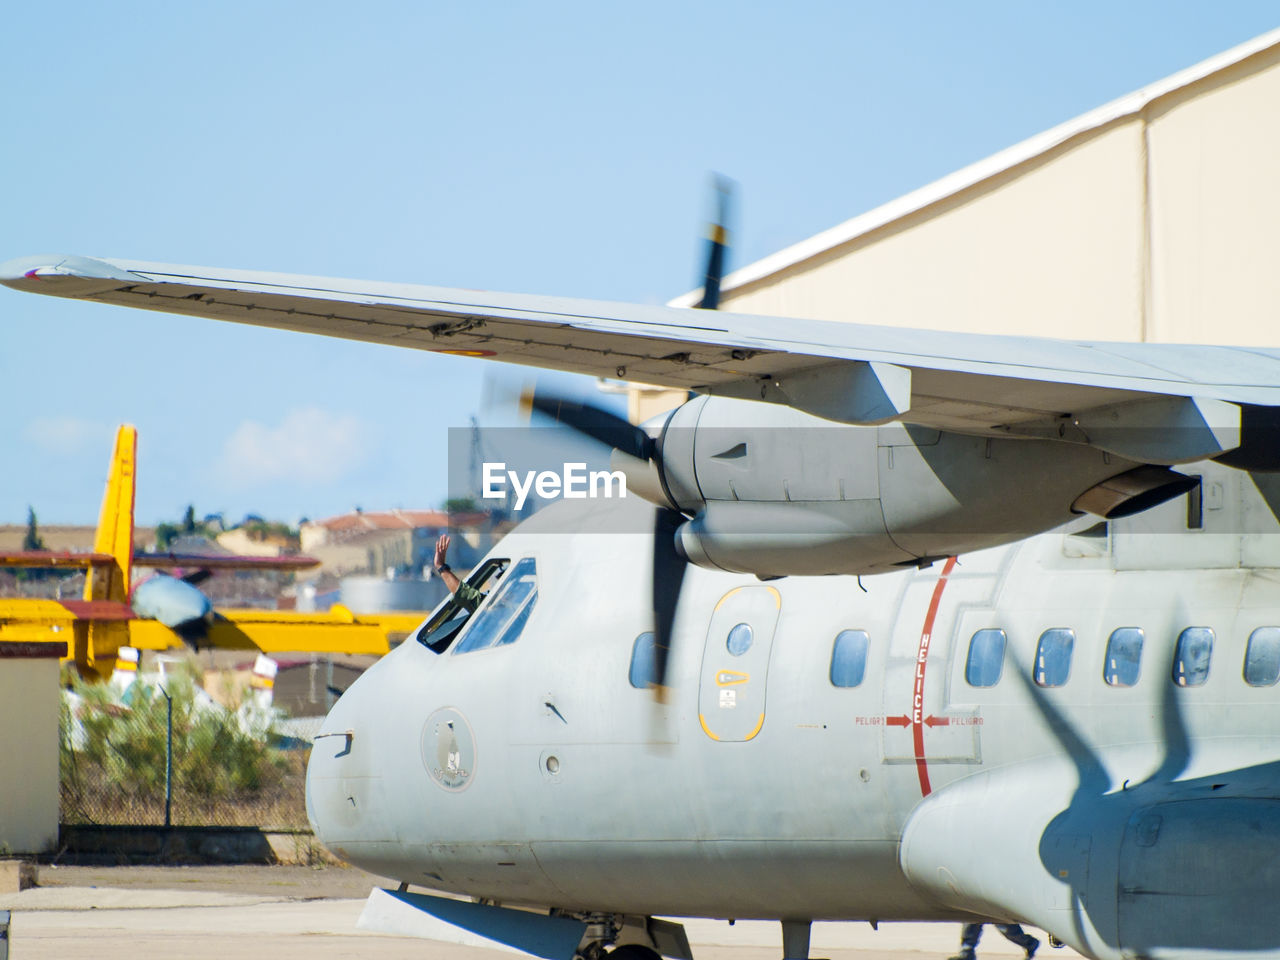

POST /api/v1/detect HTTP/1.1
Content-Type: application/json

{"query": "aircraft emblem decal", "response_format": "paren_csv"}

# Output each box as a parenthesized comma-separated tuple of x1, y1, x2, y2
(716, 670, 749, 686)
(421, 707, 476, 792)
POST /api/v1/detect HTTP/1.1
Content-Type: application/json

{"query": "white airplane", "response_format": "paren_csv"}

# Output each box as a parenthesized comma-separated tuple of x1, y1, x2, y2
(6, 220, 1280, 960)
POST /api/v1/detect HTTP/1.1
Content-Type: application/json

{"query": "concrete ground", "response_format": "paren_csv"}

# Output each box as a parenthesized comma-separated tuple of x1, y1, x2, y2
(0, 864, 1085, 960)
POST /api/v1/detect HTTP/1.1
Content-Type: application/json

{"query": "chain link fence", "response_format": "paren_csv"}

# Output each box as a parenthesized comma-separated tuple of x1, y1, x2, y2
(59, 667, 310, 829)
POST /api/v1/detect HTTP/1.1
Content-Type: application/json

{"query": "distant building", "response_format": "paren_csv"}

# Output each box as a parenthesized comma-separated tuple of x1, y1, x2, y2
(215, 526, 297, 558)
(205, 654, 376, 719)
(0, 524, 155, 554)
(159, 533, 235, 558)
(299, 508, 497, 578)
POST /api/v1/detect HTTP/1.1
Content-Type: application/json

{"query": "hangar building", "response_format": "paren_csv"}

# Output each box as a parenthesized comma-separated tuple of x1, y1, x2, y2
(634, 28, 1280, 425)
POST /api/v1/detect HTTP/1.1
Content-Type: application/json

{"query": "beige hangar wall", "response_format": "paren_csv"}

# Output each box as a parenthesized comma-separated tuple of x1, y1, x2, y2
(1147, 44, 1280, 345)
(717, 121, 1148, 342)
(675, 30, 1280, 350)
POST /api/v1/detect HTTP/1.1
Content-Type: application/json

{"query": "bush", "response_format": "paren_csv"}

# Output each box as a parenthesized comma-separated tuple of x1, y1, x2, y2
(60, 663, 299, 826)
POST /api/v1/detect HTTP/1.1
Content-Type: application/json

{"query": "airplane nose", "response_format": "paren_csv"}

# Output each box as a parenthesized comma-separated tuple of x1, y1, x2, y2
(307, 730, 362, 837)
(304, 644, 440, 874)
(305, 691, 390, 856)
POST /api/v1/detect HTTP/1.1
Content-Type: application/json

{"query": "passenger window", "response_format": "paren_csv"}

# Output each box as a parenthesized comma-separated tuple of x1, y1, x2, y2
(628, 632, 666, 689)
(1244, 627, 1280, 687)
(1173, 627, 1214, 687)
(453, 557, 538, 654)
(416, 558, 509, 653)
(1034, 628, 1075, 687)
(1104, 628, 1144, 687)
(830, 630, 870, 688)
(966, 629, 1006, 687)
(726, 623, 753, 656)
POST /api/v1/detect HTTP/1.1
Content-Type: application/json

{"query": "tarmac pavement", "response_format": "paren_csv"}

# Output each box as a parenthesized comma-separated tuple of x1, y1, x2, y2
(0, 865, 1085, 960)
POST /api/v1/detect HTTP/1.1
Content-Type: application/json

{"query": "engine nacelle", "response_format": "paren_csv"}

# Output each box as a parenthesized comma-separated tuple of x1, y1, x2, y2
(619, 396, 1194, 578)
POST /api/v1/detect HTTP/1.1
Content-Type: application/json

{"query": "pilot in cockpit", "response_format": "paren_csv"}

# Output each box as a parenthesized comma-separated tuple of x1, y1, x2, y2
(434, 534, 485, 611)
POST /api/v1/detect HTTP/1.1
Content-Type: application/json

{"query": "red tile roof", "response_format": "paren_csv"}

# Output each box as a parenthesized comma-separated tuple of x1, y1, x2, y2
(305, 509, 490, 541)
(310, 509, 450, 534)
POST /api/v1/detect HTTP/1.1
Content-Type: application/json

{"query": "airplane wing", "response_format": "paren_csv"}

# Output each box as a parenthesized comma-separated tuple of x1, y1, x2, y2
(0, 598, 415, 657)
(121, 608, 418, 655)
(0, 551, 115, 569)
(132, 552, 320, 571)
(5, 254, 1280, 459)
(197, 608, 423, 654)
(0, 550, 318, 571)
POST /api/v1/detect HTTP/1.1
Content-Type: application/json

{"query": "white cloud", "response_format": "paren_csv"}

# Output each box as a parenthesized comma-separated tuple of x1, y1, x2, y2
(24, 418, 114, 457)
(217, 408, 375, 488)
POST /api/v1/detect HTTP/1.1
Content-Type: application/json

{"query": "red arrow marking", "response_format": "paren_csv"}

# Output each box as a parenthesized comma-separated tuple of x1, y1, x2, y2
(885, 715, 911, 727)
(911, 556, 958, 798)
(924, 715, 950, 728)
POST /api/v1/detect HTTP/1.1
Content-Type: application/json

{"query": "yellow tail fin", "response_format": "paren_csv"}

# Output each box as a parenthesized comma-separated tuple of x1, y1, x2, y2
(84, 425, 137, 604)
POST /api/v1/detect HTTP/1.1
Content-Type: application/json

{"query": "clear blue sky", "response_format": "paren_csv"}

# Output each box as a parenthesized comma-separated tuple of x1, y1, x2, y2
(3, 1, 1277, 526)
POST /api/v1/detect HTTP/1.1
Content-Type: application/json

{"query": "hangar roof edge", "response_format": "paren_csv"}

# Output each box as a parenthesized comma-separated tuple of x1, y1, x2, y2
(669, 26, 1280, 307)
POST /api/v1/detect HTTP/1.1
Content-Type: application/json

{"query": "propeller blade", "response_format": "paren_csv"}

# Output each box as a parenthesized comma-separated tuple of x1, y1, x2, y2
(695, 176, 733, 310)
(650, 507, 688, 696)
(530, 177, 733, 702)
(523, 390, 653, 461)
(645, 176, 732, 703)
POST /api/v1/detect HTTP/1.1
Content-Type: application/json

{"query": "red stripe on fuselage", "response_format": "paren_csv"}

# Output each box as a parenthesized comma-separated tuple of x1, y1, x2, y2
(912, 556, 958, 797)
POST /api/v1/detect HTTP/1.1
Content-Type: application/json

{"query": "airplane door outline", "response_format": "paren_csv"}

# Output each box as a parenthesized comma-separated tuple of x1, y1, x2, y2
(882, 558, 983, 791)
(697, 586, 781, 742)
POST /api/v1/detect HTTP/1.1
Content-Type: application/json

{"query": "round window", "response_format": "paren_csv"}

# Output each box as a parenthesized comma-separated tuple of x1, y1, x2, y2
(726, 622, 753, 656)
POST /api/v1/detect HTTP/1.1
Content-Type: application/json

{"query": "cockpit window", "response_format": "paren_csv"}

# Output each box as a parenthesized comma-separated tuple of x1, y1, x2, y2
(416, 558, 509, 654)
(453, 557, 539, 655)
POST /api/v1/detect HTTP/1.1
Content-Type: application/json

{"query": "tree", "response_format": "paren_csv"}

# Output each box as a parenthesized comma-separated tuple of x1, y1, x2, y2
(22, 506, 46, 551)
(444, 497, 479, 513)
(157, 504, 212, 549)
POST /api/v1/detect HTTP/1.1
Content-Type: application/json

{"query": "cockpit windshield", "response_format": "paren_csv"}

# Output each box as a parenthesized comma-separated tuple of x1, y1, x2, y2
(453, 557, 539, 655)
(416, 558, 509, 654)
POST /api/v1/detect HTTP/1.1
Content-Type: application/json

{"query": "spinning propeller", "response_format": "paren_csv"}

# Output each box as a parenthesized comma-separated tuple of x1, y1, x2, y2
(696, 175, 732, 310)
(522, 178, 734, 695)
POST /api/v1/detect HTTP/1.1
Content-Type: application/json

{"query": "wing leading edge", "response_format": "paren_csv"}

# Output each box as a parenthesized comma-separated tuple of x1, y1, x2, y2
(5, 254, 1280, 460)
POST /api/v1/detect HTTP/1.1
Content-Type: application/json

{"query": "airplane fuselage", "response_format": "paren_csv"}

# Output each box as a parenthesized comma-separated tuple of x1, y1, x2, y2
(308, 488, 1280, 958)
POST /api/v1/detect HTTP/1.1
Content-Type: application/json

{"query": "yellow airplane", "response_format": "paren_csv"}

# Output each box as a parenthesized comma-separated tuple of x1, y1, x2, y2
(0, 425, 425, 680)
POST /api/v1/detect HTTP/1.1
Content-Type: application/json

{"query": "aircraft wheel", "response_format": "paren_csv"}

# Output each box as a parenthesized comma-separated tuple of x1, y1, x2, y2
(607, 945, 662, 960)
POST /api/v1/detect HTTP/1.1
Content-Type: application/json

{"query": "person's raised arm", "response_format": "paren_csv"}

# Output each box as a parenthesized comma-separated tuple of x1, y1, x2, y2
(434, 534, 462, 594)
